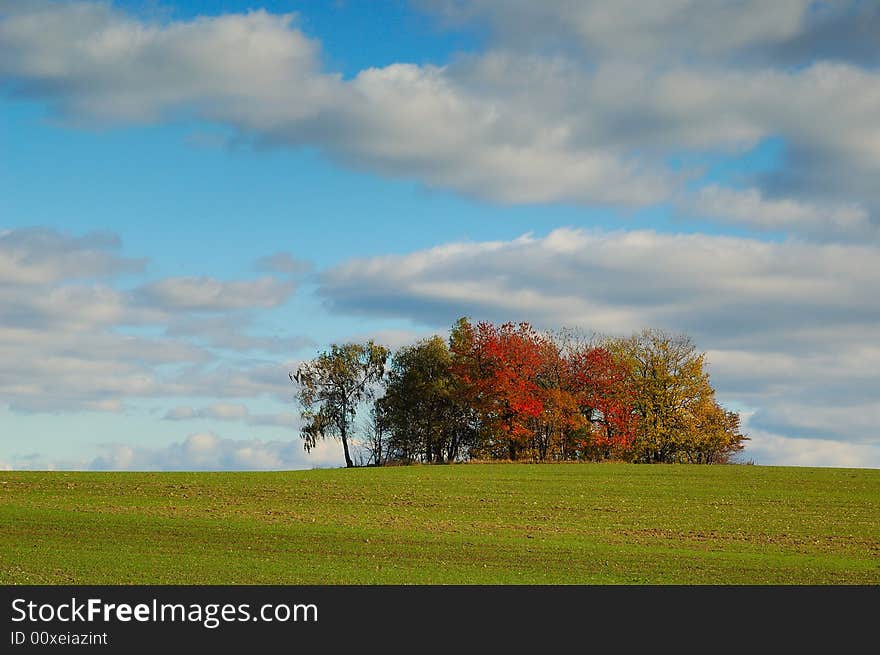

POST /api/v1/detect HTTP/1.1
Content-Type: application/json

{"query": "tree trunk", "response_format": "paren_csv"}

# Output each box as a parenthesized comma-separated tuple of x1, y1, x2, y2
(341, 437, 354, 468)
(340, 424, 354, 468)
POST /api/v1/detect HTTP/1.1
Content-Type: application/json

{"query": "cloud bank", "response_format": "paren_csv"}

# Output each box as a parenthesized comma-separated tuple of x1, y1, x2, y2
(90, 432, 339, 471)
(2, 1, 878, 239)
(164, 403, 299, 428)
(0, 227, 307, 413)
(1, 433, 340, 471)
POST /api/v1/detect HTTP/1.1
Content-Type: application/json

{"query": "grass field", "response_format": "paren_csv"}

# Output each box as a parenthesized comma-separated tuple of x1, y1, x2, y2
(1, 463, 877, 584)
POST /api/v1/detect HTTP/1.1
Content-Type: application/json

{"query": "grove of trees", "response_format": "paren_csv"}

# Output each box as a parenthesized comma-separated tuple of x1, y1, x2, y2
(291, 318, 747, 468)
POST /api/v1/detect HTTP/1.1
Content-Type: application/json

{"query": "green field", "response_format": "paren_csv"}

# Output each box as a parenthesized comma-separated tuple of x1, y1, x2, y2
(1, 464, 878, 584)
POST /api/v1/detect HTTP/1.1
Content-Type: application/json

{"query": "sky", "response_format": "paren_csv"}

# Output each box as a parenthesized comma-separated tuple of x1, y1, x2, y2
(1, 0, 879, 470)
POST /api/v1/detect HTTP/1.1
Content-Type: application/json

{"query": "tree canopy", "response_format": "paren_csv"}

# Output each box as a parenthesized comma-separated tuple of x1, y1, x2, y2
(292, 341, 389, 468)
(291, 320, 746, 468)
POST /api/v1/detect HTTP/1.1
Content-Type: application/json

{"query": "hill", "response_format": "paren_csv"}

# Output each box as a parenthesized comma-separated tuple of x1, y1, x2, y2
(1, 463, 877, 584)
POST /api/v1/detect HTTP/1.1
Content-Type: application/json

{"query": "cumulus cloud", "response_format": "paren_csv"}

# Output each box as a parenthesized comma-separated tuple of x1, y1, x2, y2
(747, 402, 880, 444)
(0, 433, 339, 471)
(136, 276, 295, 312)
(88, 433, 338, 471)
(0, 282, 135, 331)
(176, 360, 303, 402)
(0, 2, 330, 124)
(0, 226, 307, 412)
(420, 0, 878, 65)
(0, 229, 156, 349)
(320, 60, 675, 207)
(0, 227, 145, 285)
(4, 2, 879, 237)
(163, 403, 299, 428)
(319, 228, 880, 338)
(680, 186, 872, 241)
(164, 314, 314, 354)
(318, 228, 880, 464)
(343, 328, 437, 352)
(0, 2, 673, 207)
(742, 426, 880, 469)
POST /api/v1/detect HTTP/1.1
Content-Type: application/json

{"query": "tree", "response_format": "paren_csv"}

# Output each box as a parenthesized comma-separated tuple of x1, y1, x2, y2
(681, 399, 747, 464)
(608, 329, 746, 463)
(377, 336, 476, 464)
(450, 319, 546, 460)
(291, 341, 389, 468)
(357, 405, 388, 467)
(292, 323, 744, 469)
(560, 341, 638, 461)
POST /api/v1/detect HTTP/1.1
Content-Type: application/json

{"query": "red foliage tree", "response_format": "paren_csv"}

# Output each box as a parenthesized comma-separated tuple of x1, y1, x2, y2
(450, 319, 639, 461)
(565, 346, 637, 458)
(450, 319, 546, 460)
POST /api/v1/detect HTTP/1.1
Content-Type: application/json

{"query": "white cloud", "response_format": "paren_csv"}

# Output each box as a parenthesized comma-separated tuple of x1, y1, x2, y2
(746, 402, 880, 444)
(320, 228, 880, 337)
(163, 403, 299, 428)
(419, 0, 875, 64)
(344, 328, 437, 352)
(0, 432, 341, 471)
(164, 314, 314, 354)
(200, 402, 248, 420)
(136, 276, 295, 312)
(246, 413, 300, 428)
(0, 227, 307, 412)
(681, 186, 872, 240)
(325, 60, 674, 207)
(0, 323, 209, 412)
(83, 398, 125, 413)
(88, 432, 340, 471)
(0, 283, 133, 330)
(0, 3, 329, 124)
(0, 227, 145, 285)
(5, 2, 879, 237)
(742, 428, 880, 469)
(706, 343, 880, 400)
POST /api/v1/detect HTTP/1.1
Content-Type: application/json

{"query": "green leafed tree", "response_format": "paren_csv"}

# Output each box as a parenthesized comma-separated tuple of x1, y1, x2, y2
(376, 335, 477, 464)
(291, 341, 389, 468)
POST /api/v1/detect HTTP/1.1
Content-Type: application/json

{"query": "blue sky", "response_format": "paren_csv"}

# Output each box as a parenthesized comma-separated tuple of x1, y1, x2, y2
(1, 1, 879, 469)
